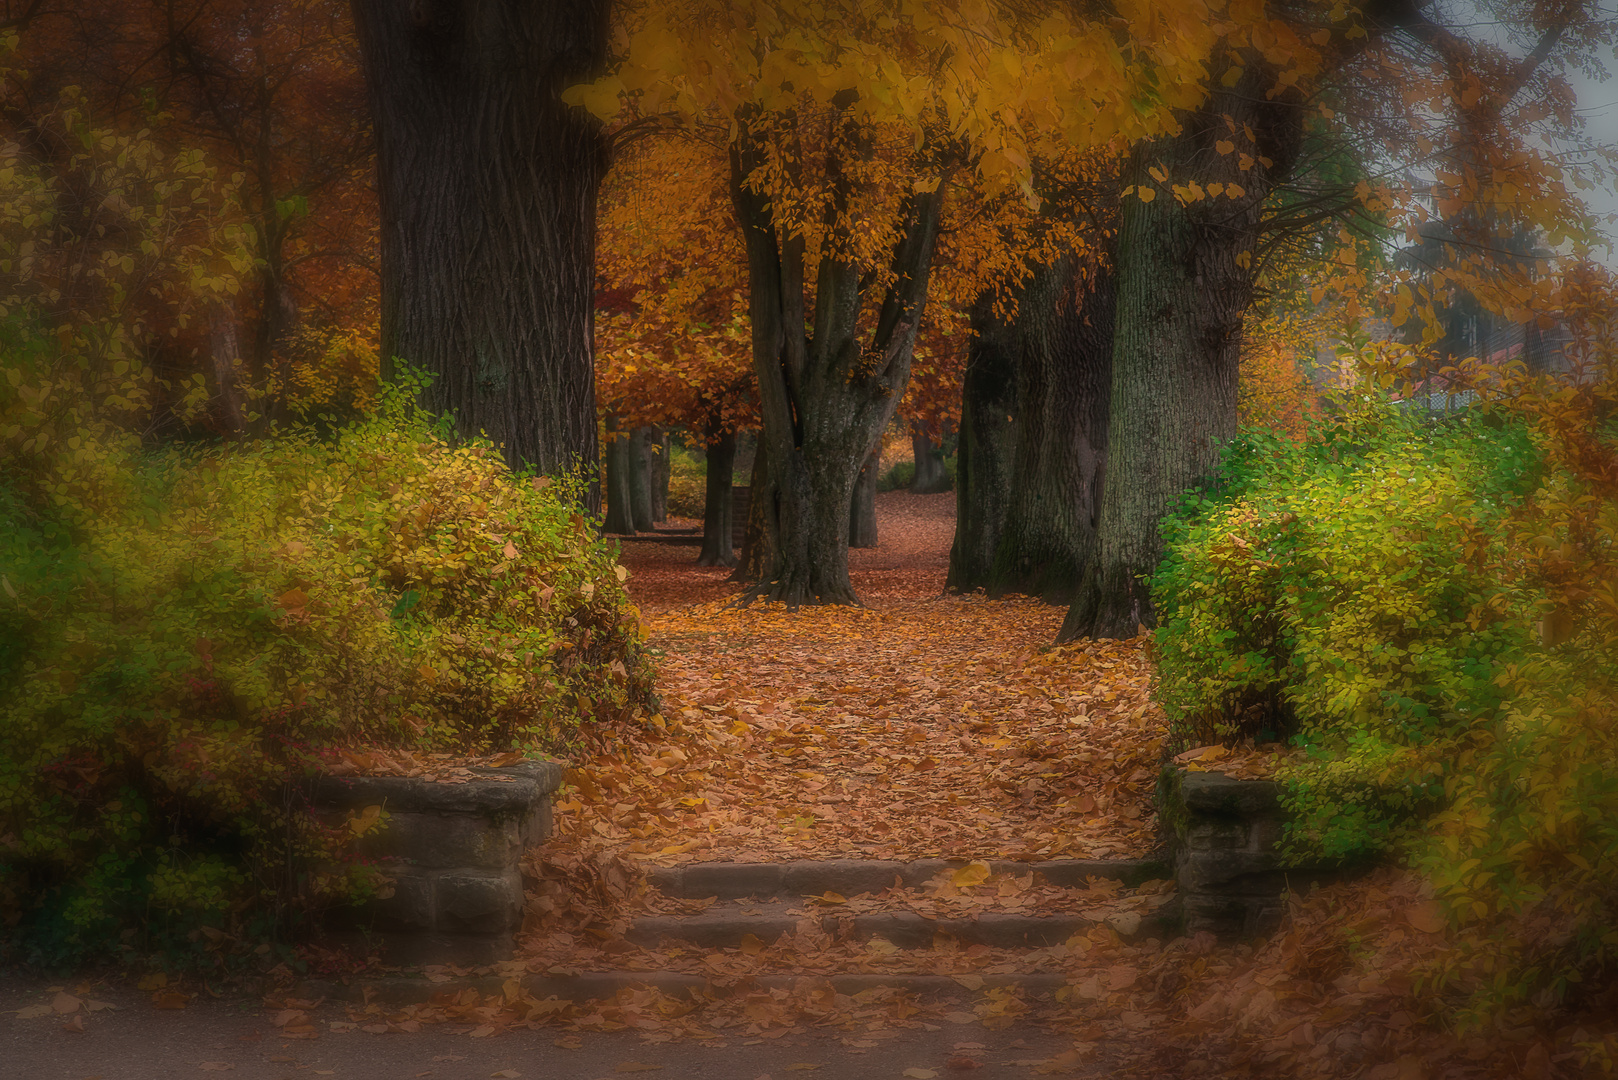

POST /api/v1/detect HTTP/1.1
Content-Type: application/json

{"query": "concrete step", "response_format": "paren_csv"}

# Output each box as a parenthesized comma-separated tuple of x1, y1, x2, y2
(625, 903, 1176, 949)
(647, 857, 1171, 900)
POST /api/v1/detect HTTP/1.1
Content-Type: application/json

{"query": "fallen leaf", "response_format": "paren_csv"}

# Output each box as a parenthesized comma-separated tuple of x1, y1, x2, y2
(616, 1065, 663, 1074)
(491, 1071, 521, 1079)
(152, 991, 190, 1010)
(903, 1070, 938, 1079)
(61, 1014, 85, 1033)
(1405, 902, 1447, 934)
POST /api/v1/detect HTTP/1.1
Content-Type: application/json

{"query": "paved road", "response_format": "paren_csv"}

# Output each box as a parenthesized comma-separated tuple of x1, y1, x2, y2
(2, 977, 1097, 1080)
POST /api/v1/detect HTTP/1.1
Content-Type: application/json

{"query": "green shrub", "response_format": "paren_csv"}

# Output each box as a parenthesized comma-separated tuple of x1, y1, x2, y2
(1153, 334, 1618, 1022)
(877, 453, 956, 493)
(1153, 400, 1541, 864)
(0, 383, 654, 968)
(666, 444, 707, 518)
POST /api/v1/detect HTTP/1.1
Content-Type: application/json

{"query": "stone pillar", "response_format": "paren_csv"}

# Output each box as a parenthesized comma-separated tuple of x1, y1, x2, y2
(313, 760, 562, 965)
(1160, 768, 1340, 940)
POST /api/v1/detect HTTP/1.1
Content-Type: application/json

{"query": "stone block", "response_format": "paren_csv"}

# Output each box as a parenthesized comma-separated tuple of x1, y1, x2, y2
(359, 810, 522, 870)
(365, 868, 438, 931)
(1177, 849, 1292, 895)
(1184, 818, 1252, 851)
(676, 862, 785, 899)
(436, 869, 523, 934)
(782, 859, 908, 898)
(1178, 771, 1282, 818)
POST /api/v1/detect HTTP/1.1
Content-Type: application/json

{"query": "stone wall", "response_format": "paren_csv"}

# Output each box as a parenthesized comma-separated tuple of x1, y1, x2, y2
(312, 759, 562, 966)
(1160, 768, 1342, 940)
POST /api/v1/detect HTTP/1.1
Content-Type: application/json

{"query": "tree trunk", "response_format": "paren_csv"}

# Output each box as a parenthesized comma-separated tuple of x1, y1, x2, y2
(909, 420, 949, 493)
(947, 293, 1020, 592)
(729, 121, 946, 607)
(988, 256, 1115, 605)
(207, 300, 246, 432)
(698, 427, 737, 567)
(733, 435, 775, 582)
(602, 417, 636, 535)
(1062, 73, 1302, 640)
(848, 446, 880, 548)
(628, 426, 655, 532)
(649, 427, 670, 522)
(350, 0, 607, 505)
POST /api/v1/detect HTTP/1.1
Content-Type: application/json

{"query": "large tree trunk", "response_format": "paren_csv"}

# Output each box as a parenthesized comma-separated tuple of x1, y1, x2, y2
(1061, 73, 1302, 641)
(909, 420, 949, 493)
(947, 293, 1020, 592)
(602, 417, 636, 535)
(848, 446, 880, 548)
(628, 426, 655, 532)
(988, 256, 1115, 605)
(350, 0, 607, 504)
(733, 436, 774, 582)
(698, 426, 737, 567)
(730, 120, 946, 607)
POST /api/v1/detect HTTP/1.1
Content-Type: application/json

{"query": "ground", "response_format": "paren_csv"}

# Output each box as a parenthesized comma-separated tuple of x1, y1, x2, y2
(5, 493, 1610, 1079)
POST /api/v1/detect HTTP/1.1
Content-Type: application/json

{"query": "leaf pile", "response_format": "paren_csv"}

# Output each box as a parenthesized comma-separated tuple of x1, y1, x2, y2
(554, 595, 1164, 866)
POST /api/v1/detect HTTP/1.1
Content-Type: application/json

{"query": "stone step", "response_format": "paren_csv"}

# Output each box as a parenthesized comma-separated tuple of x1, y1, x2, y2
(297, 969, 1076, 1006)
(647, 857, 1171, 900)
(625, 903, 1176, 950)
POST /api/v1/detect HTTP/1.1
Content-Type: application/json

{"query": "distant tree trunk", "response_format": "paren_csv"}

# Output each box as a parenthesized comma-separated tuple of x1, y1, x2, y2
(628, 426, 655, 532)
(988, 256, 1115, 605)
(602, 417, 636, 535)
(1062, 71, 1302, 640)
(947, 293, 1020, 592)
(350, 0, 608, 506)
(698, 426, 737, 567)
(649, 427, 670, 522)
(909, 420, 949, 493)
(730, 118, 946, 606)
(848, 446, 880, 548)
(733, 435, 775, 582)
(208, 300, 246, 432)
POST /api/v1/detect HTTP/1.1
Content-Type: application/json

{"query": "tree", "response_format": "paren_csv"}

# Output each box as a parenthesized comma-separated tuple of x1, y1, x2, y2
(573, 0, 1223, 605)
(349, 0, 609, 491)
(14, 0, 378, 430)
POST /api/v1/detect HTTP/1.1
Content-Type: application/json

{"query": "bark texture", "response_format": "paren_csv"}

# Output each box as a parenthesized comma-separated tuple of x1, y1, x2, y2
(697, 428, 737, 567)
(649, 427, 670, 523)
(909, 421, 949, 494)
(350, 0, 607, 501)
(730, 123, 945, 606)
(628, 426, 655, 532)
(602, 420, 636, 535)
(947, 294, 1020, 592)
(989, 257, 1115, 605)
(1062, 75, 1303, 641)
(733, 437, 775, 583)
(848, 447, 880, 549)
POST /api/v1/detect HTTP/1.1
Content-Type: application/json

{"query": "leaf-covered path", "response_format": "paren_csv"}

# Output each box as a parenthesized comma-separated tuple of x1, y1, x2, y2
(557, 492, 1165, 867)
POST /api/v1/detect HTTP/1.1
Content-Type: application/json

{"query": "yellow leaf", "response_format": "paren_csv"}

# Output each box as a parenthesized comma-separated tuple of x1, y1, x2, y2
(808, 891, 847, 905)
(1215, 139, 1235, 155)
(1148, 165, 1168, 183)
(951, 861, 992, 887)
(739, 933, 765, 955)
(1136, 187, 1156, 203)
(615, 564, 629, 582)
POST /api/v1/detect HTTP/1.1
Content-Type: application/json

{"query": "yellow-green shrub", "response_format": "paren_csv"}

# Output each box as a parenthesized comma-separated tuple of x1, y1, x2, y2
(1153, 294, 1618, 1022)
(0, 383, 654, 967)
